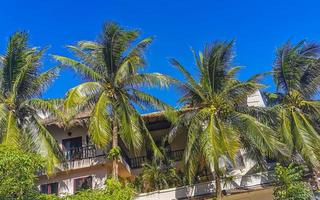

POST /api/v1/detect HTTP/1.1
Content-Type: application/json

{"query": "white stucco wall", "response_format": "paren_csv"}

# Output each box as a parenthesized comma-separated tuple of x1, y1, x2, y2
(39, 90, 268, 196)
(247, 91, 266, 107)
(135, 172, 274, 200)
(47, 125, 89, 148)
(38, 165, 107, 196)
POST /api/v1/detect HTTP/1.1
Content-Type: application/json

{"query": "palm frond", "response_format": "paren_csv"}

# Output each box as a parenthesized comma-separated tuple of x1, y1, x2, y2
(123, 73, 178, 89)
(53, 55, 103, 81)
(10, 47, 45, 100)
(28, 116, 65, 175)
(115, 37, 153, 83)
(0, 111, 20, 147)
(273, 40, 320, 95)
(300, 61, 320, 98)
(66, 43, 103, 68)
(22, 98, 64, 120)
(26, 65, 61, 98)
(2, 32, 28, 94)
(114, 92, 143, 154)
(170, 58, 204, 100)
(88, 92, 112, 148)
(99, 22, 139, 76)
(64, 82, 103, 121)
(130, 89, 176, 121)
(235, 113, 289, 158)
(291, 110, 320, 167)
(205, 40, 234, 93)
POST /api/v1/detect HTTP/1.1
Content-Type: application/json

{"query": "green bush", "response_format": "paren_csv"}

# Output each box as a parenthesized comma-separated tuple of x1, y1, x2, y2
(0, 145, 134, 200)
(66, 189, 107, 200)
(64, 178, 134, 200)
(36, 194, 61, 200)
(273, 163, 313, 200)
(0, 145, 45, 200)
(134, 154, 181, 192)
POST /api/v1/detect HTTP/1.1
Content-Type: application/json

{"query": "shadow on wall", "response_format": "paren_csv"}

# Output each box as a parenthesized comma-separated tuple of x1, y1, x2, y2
(59, 181, 69, 196)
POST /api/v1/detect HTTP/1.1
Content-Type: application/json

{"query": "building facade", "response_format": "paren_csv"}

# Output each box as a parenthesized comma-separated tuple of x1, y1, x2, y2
(37, 91, 273, 199)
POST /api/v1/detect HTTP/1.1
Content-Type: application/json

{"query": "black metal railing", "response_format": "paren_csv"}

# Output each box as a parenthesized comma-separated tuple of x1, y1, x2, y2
(169, 149, 184, 161)
(64, 145, 97, 161)
(130, 156, 147, 169)
(129, 149, 185, 169)
(63, 146, 184, 170)
(120, 150, 131, 166)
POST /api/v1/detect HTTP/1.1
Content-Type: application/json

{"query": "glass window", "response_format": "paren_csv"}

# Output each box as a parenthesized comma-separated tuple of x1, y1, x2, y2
(40, 182, 58, 194)
(62, 137, 83, 160)
(74, 176, 92, 192)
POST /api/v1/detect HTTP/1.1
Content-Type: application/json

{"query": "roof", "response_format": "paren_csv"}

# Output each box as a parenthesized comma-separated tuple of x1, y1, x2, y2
(44, 91, 265, 127)
(43, 110, 170, 127)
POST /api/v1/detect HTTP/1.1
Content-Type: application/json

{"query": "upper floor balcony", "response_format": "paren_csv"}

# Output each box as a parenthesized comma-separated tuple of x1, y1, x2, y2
(61, 145, 184, 172)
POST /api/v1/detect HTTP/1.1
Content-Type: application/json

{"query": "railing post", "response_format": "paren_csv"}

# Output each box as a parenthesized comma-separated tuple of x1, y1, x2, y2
(64, 145, 97, 161)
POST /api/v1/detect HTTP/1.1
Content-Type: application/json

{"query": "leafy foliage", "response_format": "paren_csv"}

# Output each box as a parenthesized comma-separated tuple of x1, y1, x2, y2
(266, 41, 320, 167)
(54, 23, 176, 178)
(0, 145, 45, 200)
(273, 163, 313, 200)
(0, 32, 64, 174)
(169, 41, 288, 199)
(107, 146, 121, 159)
(133, 145, 181, 192)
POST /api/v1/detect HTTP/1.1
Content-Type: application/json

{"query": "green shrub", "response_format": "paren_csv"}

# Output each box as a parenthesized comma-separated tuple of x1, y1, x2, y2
(103, 178, 135, 200)
(36, 194, 61, 200)
(133, 144, 181, 193)
(0, 144, 134, 200)
(273, 163, 313, 200)
(66, 189, 106, 200)
(64, 178, 134, 200)
(0, 145, 45, 200)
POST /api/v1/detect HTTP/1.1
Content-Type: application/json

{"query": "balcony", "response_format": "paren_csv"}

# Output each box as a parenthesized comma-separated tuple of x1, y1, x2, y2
(59, 145, 131, 175)
(129, 149, 184, 169)
(61, 146, 184, 172)
(64, 145, 103, 161)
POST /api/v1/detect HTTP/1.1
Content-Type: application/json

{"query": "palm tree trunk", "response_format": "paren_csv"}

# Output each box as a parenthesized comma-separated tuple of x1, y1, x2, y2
(215, 172, 222, 200)
(112, 123, 119, 180)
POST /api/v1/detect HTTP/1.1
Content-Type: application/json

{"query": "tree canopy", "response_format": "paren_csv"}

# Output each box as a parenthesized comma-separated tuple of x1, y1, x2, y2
(0, 32, 64, 174)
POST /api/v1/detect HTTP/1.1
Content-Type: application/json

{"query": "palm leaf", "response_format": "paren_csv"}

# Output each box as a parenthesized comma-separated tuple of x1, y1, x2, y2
(1, 111, 20, 147)
(53, 55, 103, 81)
(88, 92, 112, 148)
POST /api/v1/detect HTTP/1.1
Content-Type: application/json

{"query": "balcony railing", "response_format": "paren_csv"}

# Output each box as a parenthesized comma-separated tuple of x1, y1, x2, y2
(130, 156, 147, 169)
(170, 149, 184, 161)
(64, 145, 100, 161)
(63, 146, 184, 170)
(129, 149, 185, 169)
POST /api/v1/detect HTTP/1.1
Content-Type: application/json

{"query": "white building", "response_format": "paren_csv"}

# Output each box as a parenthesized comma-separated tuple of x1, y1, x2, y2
(38, 91, 274, 199)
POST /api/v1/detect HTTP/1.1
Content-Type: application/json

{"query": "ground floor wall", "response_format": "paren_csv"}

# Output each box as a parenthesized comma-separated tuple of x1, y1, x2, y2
(37, 165, 108, 195)
(135, 187, 273, 200)
(222, 188, 273, 200)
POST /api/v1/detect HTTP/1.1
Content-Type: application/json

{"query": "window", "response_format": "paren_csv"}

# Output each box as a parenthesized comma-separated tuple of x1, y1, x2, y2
(40, 182, 58, 194)
(62, 137, 83, 160)
(74, 176, 92, 192)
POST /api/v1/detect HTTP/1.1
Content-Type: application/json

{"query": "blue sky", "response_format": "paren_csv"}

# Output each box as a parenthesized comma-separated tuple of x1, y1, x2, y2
(1, 0, 320, 107)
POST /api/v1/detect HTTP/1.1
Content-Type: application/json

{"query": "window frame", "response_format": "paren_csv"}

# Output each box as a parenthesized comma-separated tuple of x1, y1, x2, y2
(73, 176, 93, 192)
(40, 182, 59, 194)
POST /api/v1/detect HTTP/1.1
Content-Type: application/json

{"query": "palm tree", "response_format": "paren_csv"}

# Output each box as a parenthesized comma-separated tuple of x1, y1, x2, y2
(169, 41, 288, 199)
(0, 32, 64, 174)
(138, 144, 180, 192)
(54, 22, 175, 179)
(266, 40, 320, 187)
